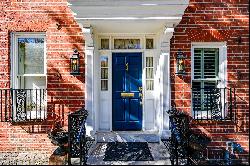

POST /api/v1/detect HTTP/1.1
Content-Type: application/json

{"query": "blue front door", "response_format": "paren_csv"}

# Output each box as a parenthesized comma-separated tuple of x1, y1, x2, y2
(112, 53, 142, 131)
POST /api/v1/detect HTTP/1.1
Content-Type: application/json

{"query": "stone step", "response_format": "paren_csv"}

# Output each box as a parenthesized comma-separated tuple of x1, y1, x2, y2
(96, 131, 160, 143)
(69, 142, 172, 165)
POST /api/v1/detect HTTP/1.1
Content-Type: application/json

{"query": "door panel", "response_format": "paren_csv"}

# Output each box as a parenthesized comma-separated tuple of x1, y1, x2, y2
(113, 99, 126, 121)
(129, 99, 139, 121)
(112, 52, 142, 131)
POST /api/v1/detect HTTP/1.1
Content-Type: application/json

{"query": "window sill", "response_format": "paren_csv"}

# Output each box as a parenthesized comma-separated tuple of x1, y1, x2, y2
(191, 119, 236, 125)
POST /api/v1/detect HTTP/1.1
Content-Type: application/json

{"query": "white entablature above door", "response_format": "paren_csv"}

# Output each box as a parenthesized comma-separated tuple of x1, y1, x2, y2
(68, 0, 189, 25)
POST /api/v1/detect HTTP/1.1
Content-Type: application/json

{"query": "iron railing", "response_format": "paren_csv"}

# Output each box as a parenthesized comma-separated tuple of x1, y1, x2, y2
(163, 107, 211, 165)
(192, 87, 236, 121)
(68, 108, 95, 165)
(0, 89, 47, 122)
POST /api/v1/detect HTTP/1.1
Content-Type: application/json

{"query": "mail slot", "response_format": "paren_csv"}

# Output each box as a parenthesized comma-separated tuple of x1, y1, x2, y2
(121, 93, 134, 97)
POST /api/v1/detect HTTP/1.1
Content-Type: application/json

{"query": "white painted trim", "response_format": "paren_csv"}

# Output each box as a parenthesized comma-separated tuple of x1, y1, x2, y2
(98, 33, 157, 35)
(159, 27, 173, 139)
(75, 17, 182, 20)
(82, 26, 95, 136)
(68, 0, 189, 6)
(191, 42, 227, 47)
(96, 34, 160, 132)
(10, 32, 47, 121)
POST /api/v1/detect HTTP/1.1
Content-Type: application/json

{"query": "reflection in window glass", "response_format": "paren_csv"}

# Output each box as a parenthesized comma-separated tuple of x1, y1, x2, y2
(114, 39, 140, 49)
(146, 57, 154, 90)
(101, 68, 108, 79)
(146, 80, 154, 91)
(100, 56, 108, 91)
(146, 68, 153, 79)
(146, 57, 153, 67)
(101, 80, 108, 91)
(101, 39, 109, 49)
(18, 38, 44, 74)
(101, 56, 108, 67)
(146, 39, 154, 49)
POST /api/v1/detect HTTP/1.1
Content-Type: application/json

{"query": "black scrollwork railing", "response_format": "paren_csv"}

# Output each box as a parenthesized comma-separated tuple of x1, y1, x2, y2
(192, 87, 236, 121)
(166, 108, 190, 165)
(164, 106, 211, 165)
(0, 89, 47, 122)
(68, 108, 94, 165)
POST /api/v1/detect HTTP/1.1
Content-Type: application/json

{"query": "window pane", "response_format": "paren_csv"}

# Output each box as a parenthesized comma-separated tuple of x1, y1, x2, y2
(146, 57, 153, 67)
(101, 56, 108, 67)
(146, 68, 153, 79)
(194, 48, 219, 79)
(101, 39, 109, 49)
(101, 80, 108, 91)
(114, 39, 140, 49)
(204, 48, 219, 79)
(194, 49, 202, 79)
(101, 68, 108, 79)
(146, 39, 154, 49)
(146, 80, 154, 90)
(18, 38, 44, 74)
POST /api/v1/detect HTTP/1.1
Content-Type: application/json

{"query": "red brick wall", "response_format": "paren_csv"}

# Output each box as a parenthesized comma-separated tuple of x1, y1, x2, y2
(0, 0, 249, 163)
(0, 0, 84, 153)
(171, 0, 249, 163)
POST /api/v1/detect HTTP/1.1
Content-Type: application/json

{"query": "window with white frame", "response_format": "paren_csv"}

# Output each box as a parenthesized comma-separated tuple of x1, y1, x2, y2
(192, 45, 227, 120)
(146, 57, 154, 90)
(100, 56, 108, 91)
(12, 33, 47, 121)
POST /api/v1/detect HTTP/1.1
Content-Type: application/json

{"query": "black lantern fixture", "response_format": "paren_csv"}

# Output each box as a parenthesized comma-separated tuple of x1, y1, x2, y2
(70, 49, 80, 75)
(176, 49, 186, 75)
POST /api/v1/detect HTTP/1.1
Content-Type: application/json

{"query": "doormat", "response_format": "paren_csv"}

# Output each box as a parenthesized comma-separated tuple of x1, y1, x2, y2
(103, 142, 154, 161)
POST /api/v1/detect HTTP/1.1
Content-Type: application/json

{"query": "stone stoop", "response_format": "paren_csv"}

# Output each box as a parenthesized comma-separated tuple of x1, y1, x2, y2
(85, 142, 171, 165)
(95, 131, 161, 143)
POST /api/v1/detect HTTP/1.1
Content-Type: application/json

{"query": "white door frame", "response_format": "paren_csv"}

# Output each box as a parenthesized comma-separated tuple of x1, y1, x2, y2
(83, 26, 172, 138)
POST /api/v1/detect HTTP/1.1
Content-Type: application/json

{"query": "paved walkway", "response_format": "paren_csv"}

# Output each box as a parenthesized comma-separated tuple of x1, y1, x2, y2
(0, 152, 50, 165)
(84, 142, 172, 165)
(0, 142, 172, 165)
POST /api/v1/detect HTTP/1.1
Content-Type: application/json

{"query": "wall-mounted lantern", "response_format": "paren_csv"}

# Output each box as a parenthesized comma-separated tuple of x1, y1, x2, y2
(176, 49, 186, 75)
(70, 49, 80, 75)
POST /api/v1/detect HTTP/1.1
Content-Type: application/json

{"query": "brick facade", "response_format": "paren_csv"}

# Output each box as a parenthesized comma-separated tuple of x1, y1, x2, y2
(0, 0, 249, 163)
(171, 0, 249, 163)
(0, 0, 84, 153)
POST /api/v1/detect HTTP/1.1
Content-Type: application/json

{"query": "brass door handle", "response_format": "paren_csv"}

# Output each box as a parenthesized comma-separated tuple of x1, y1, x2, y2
(139, 93, 143, 98)
(139, 92, 143, 105)
(126, 63, 129, 71)
(138, 87, 143, 92)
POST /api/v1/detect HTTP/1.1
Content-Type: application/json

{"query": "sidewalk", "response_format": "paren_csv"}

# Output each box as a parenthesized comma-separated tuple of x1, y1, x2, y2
(0, 142, 172, 165)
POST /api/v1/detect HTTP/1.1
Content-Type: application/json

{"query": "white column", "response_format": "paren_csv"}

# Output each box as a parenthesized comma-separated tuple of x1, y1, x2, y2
(160, 27, 174, 139)
(82, 25, 95, 136)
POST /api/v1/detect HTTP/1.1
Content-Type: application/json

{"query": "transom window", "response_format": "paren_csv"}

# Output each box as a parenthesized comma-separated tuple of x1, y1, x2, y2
(114, 39, 141, 49)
